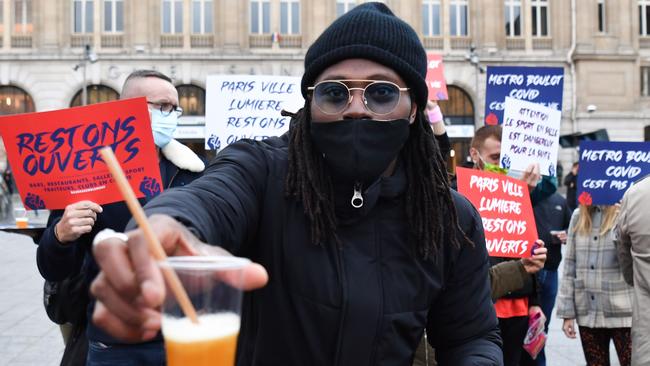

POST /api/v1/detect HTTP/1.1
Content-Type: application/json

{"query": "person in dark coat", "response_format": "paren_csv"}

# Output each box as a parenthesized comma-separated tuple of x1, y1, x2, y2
(89, 3, 503, 365)
(563, 162, 579, 212)
(520, 191, 572, 366)
(467, 124, 547, 366)
(36, 70, 205, 365)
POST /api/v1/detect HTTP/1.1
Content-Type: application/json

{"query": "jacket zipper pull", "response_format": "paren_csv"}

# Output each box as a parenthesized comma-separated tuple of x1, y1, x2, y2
(351, 182, 363, 208)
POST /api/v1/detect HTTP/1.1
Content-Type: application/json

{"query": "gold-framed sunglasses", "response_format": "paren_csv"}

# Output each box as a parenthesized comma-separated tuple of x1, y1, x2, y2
(307, 79, 410, 115)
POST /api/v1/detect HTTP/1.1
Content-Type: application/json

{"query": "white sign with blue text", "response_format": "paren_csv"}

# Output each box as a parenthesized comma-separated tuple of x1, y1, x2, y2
(205, 75, 304, 150)
(500, 97, 561, 176)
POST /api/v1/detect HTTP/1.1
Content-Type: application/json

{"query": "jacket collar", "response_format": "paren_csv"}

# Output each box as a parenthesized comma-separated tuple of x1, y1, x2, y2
(334, 160, 406, 225)
(160, 139, 205, 173)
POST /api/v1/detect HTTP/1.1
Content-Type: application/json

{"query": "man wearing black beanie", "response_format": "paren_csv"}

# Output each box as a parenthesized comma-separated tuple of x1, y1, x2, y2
(90, 3, 503, 365)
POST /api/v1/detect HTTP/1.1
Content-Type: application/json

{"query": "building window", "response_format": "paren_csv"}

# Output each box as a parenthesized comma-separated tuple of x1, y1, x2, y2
(531, 0, 548, 36)
(422, 0, 441, 36)
(192, 0, 213, 34)
(641, 1, 650, 35)
(250, 0, 270, 34)
(72, 0, 93, 34)
(14, 0, 33, 34)
(598, 0, 606, 32)
(103, 0, 124, 33)
(177, 85, 205, 116)
(642, 67, 650, 96)
(70, 85, 119, 107)
(162, 0, 183, 34)
(337, 0, 356, 17)
(449, 0, 468, 36)
(280, 0, 300, 35)
(505, 0, 522, 36)
(0, 86, 35, 115)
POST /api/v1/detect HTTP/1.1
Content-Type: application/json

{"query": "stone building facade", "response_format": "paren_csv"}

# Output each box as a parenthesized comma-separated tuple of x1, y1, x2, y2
(0, 0, 648, 168)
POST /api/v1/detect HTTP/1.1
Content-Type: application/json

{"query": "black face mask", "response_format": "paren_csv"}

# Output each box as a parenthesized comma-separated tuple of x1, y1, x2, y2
(310, 118, 410, 206)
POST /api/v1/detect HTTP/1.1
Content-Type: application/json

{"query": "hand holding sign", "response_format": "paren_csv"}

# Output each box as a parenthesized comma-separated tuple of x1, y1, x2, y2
(520, 163, 541, 191)
(55, 200, 103, 243)
(521, 240, 546, 274)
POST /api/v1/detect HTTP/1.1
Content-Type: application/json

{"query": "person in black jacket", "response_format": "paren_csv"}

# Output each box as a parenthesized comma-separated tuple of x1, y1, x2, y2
(520, 191, 571, 366)
(563, 162, 579, 212)
(89, 3, 503, 365)
(36, 70, 205, 365)
(467, 124, 546, 366)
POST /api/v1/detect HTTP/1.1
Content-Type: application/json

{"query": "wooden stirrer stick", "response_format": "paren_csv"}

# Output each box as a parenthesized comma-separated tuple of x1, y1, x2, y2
(99, 147, 199, 324)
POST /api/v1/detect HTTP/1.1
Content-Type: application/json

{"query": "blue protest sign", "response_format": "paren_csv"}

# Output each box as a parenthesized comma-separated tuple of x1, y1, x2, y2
(577, 141, 650, 205)
(484, 66, 564, 126)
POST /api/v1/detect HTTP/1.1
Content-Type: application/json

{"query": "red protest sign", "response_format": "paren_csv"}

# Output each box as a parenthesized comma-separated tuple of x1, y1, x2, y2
(0, 97, 161, 210)
(456, 167, 538, 258)
(425, 53, 448, 100)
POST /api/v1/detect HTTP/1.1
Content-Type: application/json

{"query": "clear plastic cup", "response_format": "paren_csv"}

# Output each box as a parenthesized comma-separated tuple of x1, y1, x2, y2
(158, 256, 249, 366)
(14, 207, 28, 228)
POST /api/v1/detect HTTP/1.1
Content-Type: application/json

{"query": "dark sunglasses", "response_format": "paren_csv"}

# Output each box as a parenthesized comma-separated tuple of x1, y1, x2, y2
(307, 79, 410, 115)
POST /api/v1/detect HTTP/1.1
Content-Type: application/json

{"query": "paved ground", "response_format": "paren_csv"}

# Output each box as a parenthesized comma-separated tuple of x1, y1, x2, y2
(0, 231, 64, 366)
(0, 225, 621, 365)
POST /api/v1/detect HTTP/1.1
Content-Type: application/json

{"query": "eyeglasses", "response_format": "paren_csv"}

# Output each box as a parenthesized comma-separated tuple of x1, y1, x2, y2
(307, 80, 410, 115)
(147, 101, 183, 117)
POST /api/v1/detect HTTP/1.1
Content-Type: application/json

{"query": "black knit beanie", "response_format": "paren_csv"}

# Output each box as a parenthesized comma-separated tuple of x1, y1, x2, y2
(301, 2, 428, 109)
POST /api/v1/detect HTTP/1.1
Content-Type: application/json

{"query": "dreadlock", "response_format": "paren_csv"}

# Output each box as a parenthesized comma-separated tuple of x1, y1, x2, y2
(284, 103, 339, 245)
(284, 104, 468, 259)
(402, 110, 468, 258)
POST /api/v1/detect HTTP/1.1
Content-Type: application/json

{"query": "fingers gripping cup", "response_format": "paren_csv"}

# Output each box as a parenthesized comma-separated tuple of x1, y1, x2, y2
(159, 256, 250, 366)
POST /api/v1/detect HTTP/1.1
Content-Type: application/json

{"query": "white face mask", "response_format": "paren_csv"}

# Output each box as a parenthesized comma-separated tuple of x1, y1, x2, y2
(150, 109, 178, 148)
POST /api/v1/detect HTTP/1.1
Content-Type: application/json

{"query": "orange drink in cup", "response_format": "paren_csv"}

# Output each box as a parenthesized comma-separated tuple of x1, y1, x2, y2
(14, 208, 28, 228)
(159, 256, 249, 366)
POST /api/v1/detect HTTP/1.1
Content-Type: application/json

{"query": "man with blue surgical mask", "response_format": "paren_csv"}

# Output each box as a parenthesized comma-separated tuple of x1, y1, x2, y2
(122, 70, 205, 171)
(36, 70, 204, 365)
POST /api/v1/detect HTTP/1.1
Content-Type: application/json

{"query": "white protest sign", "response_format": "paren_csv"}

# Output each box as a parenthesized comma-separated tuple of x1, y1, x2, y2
(205, 75, 304, 150)
(500, 97, 561, 176)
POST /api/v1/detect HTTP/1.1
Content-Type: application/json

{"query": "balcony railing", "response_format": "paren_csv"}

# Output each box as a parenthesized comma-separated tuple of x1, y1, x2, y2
(422, 37, 443, 49)
(191, 34, 213, 48)
(161, 34, 183, 48)
(533, 37, 552, 50)
(506, 37, 525, 50)
(279, 34, 302, 48)
(249, 34, 272, 48)
(71, 34, 93, 48)
(101, 34, 124, 48)
(450, 36, 472, 50)
(160, 34, 183, 48)
(641, 36, 650, 49)
(11, 34, 32, 48)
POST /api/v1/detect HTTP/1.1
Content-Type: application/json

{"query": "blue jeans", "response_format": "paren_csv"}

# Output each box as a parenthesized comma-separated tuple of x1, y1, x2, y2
(87, 340, 165, 366)
(535, 268, 558, 366)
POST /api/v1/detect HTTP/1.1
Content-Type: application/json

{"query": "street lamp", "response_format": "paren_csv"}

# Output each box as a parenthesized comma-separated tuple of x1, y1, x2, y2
(465, 45, 486, 73)
(73, 44, 98, 106)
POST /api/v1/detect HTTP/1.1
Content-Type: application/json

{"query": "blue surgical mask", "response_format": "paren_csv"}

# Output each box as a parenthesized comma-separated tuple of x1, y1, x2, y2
(150, 109, 178, 148)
